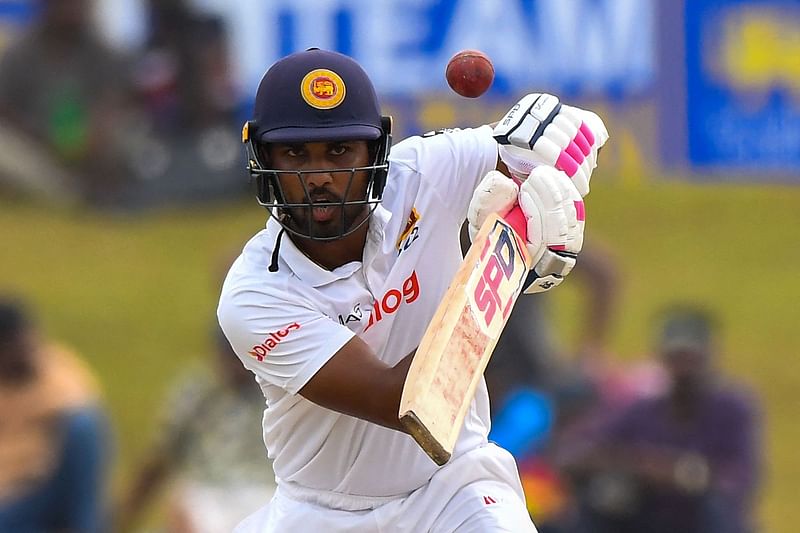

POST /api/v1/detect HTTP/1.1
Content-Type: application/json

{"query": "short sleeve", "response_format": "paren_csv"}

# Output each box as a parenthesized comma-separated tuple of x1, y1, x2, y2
(389, 126, 498, 223)
(218, 289, 355, 395)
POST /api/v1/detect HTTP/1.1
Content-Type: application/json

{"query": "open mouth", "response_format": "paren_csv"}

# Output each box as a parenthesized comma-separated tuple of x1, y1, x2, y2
(310, 195, 339, 223)
(311, 205, 336, 222)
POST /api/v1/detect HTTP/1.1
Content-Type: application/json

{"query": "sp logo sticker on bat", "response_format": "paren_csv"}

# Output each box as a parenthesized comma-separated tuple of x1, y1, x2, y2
(467, 219, 527, 337)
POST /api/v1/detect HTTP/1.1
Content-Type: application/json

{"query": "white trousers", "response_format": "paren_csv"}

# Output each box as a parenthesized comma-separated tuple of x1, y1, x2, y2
(235, 443, 537, 533)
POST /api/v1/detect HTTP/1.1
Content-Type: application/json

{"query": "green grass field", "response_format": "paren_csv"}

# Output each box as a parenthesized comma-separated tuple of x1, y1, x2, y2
(1, 177, 798, 531)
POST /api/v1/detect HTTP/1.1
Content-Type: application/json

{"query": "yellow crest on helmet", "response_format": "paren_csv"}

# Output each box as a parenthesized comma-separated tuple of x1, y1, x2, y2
(301, 69, 346, 109)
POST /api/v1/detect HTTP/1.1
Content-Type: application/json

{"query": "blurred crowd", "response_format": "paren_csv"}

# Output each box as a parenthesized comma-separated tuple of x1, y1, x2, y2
(0, 1, 765, 532)
(493, 296, 762, 533)
(0, 297, 110, 532)
(0, 0, 247, 210)
(0, 294, 274, 533)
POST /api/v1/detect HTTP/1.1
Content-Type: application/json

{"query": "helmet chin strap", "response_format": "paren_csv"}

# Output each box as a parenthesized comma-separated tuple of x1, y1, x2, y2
(268, 228, 286, 272)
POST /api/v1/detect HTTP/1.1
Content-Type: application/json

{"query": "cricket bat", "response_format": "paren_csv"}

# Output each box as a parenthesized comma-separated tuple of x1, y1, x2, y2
(399, 204, 533, 465)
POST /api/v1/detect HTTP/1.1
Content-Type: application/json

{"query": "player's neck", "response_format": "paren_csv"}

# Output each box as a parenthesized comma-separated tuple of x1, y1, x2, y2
(293, 224, 369, 270)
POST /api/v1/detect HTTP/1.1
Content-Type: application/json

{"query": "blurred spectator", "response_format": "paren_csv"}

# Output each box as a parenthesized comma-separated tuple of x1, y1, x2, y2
(121, 0, 246, 207)
(116, 325, 275, 533)
(523, 349, 667, 532)
(0, 296, 111, 532)
(0, 0, 134, 206)
(135, 0, 236, 133)
(557, 305, 762, 533)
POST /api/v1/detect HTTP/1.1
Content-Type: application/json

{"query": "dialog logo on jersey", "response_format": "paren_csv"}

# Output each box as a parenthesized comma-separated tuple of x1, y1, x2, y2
(248, 323, 301, 361)
(468, 219, 527, 337)
(364, 271, 420, 331)
(301, 69, 346, 109)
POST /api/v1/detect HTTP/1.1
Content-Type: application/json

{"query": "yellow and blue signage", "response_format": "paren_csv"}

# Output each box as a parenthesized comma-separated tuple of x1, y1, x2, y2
(686, 0, 800, 171)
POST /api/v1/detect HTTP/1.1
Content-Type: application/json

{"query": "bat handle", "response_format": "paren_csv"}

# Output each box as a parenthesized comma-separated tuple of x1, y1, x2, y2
(502, 205, 527, 242)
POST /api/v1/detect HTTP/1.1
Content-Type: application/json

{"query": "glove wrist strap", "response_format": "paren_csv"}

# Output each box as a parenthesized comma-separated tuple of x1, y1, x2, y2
(498, 145, 538, 181)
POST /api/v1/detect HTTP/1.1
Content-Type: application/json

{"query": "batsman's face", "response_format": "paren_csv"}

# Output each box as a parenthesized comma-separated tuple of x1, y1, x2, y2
(267, 140, 371, 239)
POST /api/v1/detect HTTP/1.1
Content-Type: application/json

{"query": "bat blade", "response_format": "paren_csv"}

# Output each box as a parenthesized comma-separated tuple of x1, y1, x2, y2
(399, 208, 532, 465)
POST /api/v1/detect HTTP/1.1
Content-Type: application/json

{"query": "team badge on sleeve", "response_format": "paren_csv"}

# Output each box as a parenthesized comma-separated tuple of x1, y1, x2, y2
(396, 207, 421, 252)
(301, 69, 346, 109)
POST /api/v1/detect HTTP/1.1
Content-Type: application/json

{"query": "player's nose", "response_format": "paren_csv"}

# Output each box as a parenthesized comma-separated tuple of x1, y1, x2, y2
(302, 167, 334, 190)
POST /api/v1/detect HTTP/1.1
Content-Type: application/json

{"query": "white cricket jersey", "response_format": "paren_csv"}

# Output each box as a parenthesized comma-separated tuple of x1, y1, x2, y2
(218, 126, 499, 498)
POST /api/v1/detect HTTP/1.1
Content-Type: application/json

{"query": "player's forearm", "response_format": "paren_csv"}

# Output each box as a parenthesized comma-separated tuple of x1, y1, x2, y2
(359, 351, 416, 432)
(299, 341, 416, 433)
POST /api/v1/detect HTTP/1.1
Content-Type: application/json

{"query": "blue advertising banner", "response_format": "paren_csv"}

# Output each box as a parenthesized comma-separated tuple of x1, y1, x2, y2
(196, 0, 656, 100)
(0, 0, 658, 97)
(685, 0, 800, 173)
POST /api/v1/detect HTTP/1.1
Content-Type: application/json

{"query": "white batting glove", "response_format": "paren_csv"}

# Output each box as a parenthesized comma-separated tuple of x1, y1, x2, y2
(466, 170, 519, 243)
(519, 166, 585, 293)
(467, 169, 585, 294)
(493, 93, 609, 197)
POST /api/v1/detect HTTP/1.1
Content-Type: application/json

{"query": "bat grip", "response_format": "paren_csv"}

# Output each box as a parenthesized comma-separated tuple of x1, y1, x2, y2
(502, 205, 527, 242)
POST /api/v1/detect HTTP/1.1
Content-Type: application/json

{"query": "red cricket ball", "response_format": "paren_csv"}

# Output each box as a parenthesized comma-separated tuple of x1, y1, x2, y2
(445, 49, 495, 98)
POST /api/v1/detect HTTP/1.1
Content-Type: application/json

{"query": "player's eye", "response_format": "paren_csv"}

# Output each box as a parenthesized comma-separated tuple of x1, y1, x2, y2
(285, 145, 305, 157)
(329, 143, 349, 156)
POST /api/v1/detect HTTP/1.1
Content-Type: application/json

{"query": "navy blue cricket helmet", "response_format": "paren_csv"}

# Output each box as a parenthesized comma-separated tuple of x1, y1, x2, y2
(242, 48, 392, 240)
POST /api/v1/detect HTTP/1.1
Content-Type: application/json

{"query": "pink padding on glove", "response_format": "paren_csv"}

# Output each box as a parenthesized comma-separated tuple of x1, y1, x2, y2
(565, 141, 585, 164)
(549, 244, 567, 251)
(575, 200, 586, 221)
(574, 129, 591, 156)
(502, 205, 528, 243)
(556, 151, 579, 177)
(579, 122, 595, 146)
